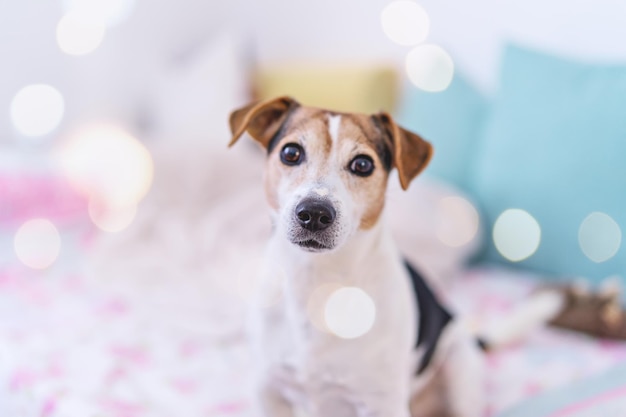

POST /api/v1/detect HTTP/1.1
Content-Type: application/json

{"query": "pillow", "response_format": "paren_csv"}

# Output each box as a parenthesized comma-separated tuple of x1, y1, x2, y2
(470, 44, 626, 282)
(396, 73, 489, 192)
(150, 32, 250, 146)
(256, 65, 397, 113)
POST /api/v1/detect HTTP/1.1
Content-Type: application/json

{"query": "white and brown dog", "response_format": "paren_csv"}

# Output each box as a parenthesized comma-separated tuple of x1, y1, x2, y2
(228, 96, 486, 417)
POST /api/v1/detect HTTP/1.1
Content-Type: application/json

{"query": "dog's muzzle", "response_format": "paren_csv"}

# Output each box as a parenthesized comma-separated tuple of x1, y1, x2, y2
(295, 198, 336, 232)
(290, 197, 339, 252)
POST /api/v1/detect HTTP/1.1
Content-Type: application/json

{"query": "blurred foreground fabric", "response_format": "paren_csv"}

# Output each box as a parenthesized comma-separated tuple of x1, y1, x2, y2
(3, 245, 626, 416)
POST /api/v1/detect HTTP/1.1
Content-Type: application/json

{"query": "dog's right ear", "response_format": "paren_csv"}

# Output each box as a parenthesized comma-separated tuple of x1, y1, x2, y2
(228, 96, 299, 149)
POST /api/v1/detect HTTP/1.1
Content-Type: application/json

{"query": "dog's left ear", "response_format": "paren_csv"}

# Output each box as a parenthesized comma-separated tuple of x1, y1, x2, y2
(375, 112, 433, 190)
(229, 96, 299, 149)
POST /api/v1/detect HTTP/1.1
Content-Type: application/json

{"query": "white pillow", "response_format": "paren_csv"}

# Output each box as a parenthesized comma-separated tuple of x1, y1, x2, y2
(150, 32, 250, 147)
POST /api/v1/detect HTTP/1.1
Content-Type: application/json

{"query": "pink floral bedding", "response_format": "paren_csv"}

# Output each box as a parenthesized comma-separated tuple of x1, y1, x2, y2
(448, 270, 626, 414)
(1, 230, 626, 417)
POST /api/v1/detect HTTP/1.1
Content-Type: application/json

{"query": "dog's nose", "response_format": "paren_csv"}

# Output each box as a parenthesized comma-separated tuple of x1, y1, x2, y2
(295, 199, 336, 232)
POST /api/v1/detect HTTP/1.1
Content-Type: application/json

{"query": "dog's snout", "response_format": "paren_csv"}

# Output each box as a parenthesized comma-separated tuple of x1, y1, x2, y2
(295, 199, 336, 232)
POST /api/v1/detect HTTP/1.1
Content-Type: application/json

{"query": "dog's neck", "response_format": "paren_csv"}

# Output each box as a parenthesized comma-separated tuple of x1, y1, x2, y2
(265, 214, 399, 306)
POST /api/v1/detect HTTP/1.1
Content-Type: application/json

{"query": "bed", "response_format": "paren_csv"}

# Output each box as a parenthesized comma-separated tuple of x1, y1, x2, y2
(2, 190, 626, 416)
(3, 252, 626, 416)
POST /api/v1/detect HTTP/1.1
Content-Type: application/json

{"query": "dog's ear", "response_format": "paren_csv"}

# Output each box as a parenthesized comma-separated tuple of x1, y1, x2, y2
(229, 96, 299, 149)
(375, 112, 433, 190)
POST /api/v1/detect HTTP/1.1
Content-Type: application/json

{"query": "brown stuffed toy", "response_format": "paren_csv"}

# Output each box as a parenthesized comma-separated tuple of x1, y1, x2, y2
(546, 279, 626, 340)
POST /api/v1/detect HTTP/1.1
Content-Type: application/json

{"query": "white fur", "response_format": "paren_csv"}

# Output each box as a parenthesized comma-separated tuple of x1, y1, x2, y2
(250, 111, 486, 417)
(328, 114, 342, 144)
(250, 218, 417, 417)
(313, 187, 329, 197)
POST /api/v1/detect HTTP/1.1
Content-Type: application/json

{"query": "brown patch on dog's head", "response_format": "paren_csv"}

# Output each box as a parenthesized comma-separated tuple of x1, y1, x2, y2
(334, 114, 392, 229)
(229, 96, 299, 150)
(330, 112, 432, 228)
(229, 97, 433, 250)
(374, 112, 433, 190)
(261, 106, 333, 211)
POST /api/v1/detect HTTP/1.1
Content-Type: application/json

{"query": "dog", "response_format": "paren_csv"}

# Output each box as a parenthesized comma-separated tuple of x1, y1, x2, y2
(228, 96, 486, 417)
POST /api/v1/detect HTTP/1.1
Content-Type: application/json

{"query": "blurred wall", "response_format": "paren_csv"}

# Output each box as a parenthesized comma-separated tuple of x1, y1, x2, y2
(2, 0, 626, 144)
(0, 0, 249, 144)
(419, 0, 626, 92)
(248, 0, 404, 64)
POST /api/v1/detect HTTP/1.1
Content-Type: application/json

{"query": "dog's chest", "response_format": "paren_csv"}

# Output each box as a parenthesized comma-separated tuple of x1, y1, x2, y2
(251, 260, 418, 398)
(252, 303, 322, 402)
(255, 309, 376, 409)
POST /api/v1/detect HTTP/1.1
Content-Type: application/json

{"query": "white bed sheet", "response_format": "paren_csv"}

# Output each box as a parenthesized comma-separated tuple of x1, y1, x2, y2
(2, 229, 625, 417)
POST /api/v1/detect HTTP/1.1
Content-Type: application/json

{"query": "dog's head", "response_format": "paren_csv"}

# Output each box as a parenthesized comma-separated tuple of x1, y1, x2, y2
(229, 96, 432, 253)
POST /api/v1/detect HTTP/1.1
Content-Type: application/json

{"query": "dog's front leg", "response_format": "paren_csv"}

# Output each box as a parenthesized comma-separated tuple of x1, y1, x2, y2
(442, 347, 485, 417)
(440, 326, 486, 417)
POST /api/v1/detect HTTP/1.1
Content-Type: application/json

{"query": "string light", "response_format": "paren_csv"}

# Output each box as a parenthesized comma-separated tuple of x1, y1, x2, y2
(579, 212, 622, 263)
(62, 0, 136, 27)
(324, 287, 376, 339)
(10, 85, 65, 137)
(406, 44, 454, 92)
(493, 209, 541, 262)
(436, 196, 480, 247)
(88, 199, 137, 233)
(14, 219, 61, 269)
(56, 11, 105, 56)
(381, 0, 430, 46)
(55, 124, 154, 211)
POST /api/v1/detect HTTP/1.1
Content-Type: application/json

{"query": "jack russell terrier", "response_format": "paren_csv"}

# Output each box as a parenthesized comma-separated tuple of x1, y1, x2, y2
(228, 97, 560, 417)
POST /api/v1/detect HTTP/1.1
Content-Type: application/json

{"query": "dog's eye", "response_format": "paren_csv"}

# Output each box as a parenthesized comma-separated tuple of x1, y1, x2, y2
(280, 143, 304, 166)
(349, 155, 374, 177)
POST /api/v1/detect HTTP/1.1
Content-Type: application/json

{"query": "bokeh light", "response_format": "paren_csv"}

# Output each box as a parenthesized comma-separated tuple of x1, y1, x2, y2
(436, 196, 480, 247)
(578, 212, 622, 263)
(307, 282, 343, 333)
(14, 219, 61, 269)
(493, 209, 541, 262)
(381, 0, 430, 46)
(62, 0, 136, 27)
(56, 11, 106, 56)
(224, 252, 285, 308)
(324, 287, 376, 339)
(10, 84, 65, 137)
(88, 199, 137, 233)
(55, 124, 154, 210)
(406, 44, 454, 92)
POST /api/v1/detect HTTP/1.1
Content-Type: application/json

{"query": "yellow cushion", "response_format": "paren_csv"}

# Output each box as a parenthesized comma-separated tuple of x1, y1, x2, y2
(255, 65, 398, 114)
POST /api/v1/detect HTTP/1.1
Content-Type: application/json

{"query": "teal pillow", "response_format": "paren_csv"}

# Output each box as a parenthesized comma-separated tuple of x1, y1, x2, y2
(471, 44, 626, 282)
(396, 73, 488, 192)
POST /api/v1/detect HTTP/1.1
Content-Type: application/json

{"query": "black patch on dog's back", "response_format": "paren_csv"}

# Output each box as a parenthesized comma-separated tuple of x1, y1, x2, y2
(405, 260, 453, 374)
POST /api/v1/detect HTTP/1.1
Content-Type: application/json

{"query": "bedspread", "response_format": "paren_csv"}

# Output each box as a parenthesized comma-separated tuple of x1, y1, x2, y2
(1, 231, 626, 417)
